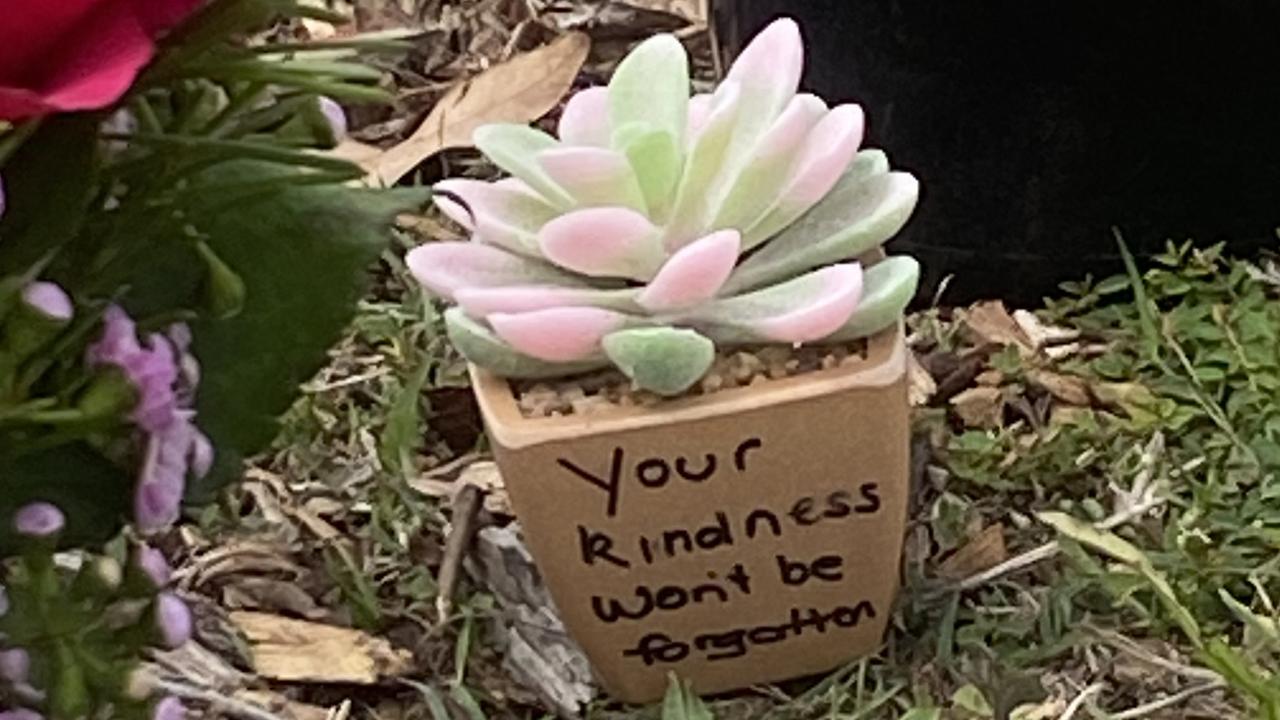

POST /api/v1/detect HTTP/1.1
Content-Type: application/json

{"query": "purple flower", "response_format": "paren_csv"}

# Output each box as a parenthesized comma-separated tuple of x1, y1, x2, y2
(0, 710, 42, 720)
(87, 306, 180, 434)
(0, 648, 29, 684)
(87, 307, 213, 533)
(20, 282, 72, 322)
(133, 543, 172, 587)
(152, 696, 186, 720)
(12, 502, 64, 538)
(153, 593, 192, 649)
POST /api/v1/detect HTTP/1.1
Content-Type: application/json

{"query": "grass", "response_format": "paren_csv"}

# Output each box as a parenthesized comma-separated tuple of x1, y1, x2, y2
(208, 236, 1278, 720)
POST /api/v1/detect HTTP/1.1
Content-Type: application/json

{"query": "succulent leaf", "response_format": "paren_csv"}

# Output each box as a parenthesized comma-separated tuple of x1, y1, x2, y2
(638, 230, 740, 312)
(690, 263, 864, 344)
(490, 307, 635, 362)
(472, 124, 575, 208)
(406, 242, 581, 301)
(726, 159, 917, 292)
(445, 308, 609, 378)
(603, 327, 715, 396)
(663, 81, 744, 249)
(614, 124, 683, 223)
(742, 103, 866, 248)
(537, 207, 665, 280)
(456, 285, 639, 316)
(537, 146, 648, 211)
(608, 34, 690, 150)
(434, 178, 558, 256)
(826, 256, 920, 342)
(558, 86, 612, 147)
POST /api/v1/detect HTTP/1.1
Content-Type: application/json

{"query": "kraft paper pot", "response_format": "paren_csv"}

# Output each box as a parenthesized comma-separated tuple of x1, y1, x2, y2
(468, 323, 911, 703)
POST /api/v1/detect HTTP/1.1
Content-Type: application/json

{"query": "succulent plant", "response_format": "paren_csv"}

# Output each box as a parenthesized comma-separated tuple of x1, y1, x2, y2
(408, 18, 921, 396)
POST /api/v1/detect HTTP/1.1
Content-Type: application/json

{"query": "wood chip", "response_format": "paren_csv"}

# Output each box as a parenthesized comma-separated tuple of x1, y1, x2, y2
(950, 386, 1005, 429)
(937, 524, 1009, 580)
(230, 612, 413, 684)
(368, 31, 591, 185)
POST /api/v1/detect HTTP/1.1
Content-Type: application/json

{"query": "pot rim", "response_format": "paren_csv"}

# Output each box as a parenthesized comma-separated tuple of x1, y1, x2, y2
(470, 320, 907, 449)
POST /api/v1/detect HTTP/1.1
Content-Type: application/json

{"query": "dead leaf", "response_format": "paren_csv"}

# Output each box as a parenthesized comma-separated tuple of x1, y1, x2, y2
(1012, 309, 1079, 350)
(974, 369, 1005, 387)
(1027, 370, 1093, 406)
(617, 0, 706, 25)
(937, 524, 1009, 580)
(231, 612, 413, 684)
(369, 32, 591, 185)
(907, 351, 937, 407)
(221, 577, 326, 620)
(961, 301, 1035, 354)
(950, 386, 1005, 429)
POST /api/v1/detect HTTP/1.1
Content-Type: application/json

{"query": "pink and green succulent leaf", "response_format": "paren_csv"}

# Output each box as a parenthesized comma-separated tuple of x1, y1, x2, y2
(613, 123, 683, 223)
(685, 93, 715, 145)
(472, 124, 575, 208)
(406, 241, 585, 302)
(662, 80, 744, 250)
(718, 18, 805, 175)
(537, 206, 666, 280)
(489, 306, 639, 362)
(455, 285, 640, 317)
(444, 308, 609, 378)
(686, 263, 864, 344)
(558, 86, 611, 147)
(537, 146, 649, 212)
(637, 229, 740, 312)
(602, 327, 715, 396)
(825, 256, 920, 342)
(726, 153, 918, 292)
(433, 178, 558, 257)
(711, 93, 828, 231)
(607, 33, 690, 152)
(741, 103, 866, 249)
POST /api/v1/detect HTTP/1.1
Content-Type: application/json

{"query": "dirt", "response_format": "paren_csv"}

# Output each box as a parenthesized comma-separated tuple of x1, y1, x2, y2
(512, 339, 871, 418)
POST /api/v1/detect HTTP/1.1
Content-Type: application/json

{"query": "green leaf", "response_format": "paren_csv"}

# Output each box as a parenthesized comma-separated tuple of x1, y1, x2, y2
(0, 115, 100, 276)
(608, 34, 690, 150)
(380, 359, 429, 475)
(1038, 511, 1202, 645)
(661, 674, 715, 720)
(186, 167, 428, 499)
(603, 327, 714, 396)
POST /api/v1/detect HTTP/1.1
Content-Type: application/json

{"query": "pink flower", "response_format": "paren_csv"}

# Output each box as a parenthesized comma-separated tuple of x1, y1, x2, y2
(12, 503, 64, 539)
(153, 593, 192, 649)
(0, 0, 204, 120)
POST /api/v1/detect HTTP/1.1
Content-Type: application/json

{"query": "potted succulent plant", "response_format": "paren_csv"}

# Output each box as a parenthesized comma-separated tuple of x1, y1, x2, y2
(409, 18, 919, 702)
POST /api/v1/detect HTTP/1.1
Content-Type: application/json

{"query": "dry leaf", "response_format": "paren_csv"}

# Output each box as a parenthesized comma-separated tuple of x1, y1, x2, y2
(950, 386, 1005, 429)
(1028, 370, 1093, 406)
(617, 0, 706, 25)
(369, 32, 591, 185)
(231, 612, 413, 684)
(937, 524, 1009, 580)
(962, 301, 1035, 354)
(1012, 308, 1079, 350)
(907, 351, 937, 407)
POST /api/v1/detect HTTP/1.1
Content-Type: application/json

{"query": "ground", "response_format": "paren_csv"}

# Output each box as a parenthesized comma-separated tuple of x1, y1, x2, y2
(152, 2, 1280, 718)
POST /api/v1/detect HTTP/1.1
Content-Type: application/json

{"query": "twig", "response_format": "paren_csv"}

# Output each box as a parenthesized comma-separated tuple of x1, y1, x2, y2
(437, 483, 485, 624)
(1058, 683, 1104, 720)
(149, 678, 287, 720)
(1109, 681, 1225, 720)
(1085, 625, 1221, 683)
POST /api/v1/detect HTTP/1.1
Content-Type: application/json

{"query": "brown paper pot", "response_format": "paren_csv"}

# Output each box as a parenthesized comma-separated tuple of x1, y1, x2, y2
(469, 322, 911, 703)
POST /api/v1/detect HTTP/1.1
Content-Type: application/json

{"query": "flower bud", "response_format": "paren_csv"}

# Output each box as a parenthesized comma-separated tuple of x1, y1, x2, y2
(195, 241, 245, 320)
(130, 544, 172, 589)
(71, 556, 123, 598)
(0, 647, 30, 684)
(152, 593, 192, 649)
(12, 502, 64, 539)
(152, 696, 186, 720)
(0, 709, 42, 720)
(3, 282, 73, 360)
(317, 96, 348, 143)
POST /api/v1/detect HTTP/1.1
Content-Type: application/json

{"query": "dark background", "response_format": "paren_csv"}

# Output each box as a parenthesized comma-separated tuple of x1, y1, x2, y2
(714, 0, 1280, 304)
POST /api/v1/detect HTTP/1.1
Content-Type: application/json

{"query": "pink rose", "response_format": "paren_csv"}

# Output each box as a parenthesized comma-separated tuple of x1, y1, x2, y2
(0, 0, 203, 120)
